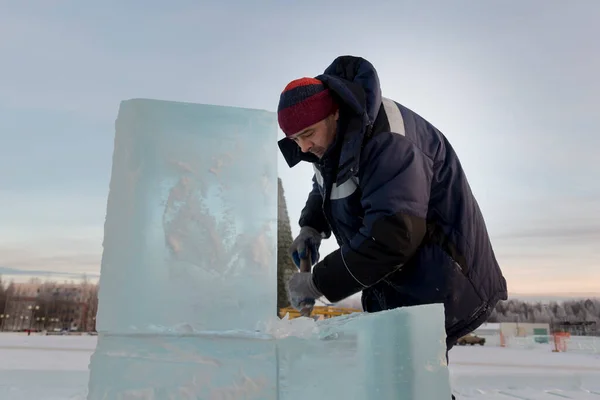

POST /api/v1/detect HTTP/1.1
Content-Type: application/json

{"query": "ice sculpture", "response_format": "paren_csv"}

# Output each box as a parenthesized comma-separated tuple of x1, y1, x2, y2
(87, 98, 451, 399)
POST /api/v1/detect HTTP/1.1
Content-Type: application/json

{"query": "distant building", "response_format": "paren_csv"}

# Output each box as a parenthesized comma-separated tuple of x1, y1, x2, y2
(2, 282, 42, 331)
(2, 281, 98, 332)
(473, 322, 501, 336)
(472, 322, 552, 345)
(473, 322, 551, 339)
(553, 321, 597, 336)
(499, 322, 551, 337)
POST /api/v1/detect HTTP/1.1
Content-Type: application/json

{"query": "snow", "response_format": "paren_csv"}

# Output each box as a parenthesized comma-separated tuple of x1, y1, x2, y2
(451, 346, 600, 398)
(0, 333, 598, 399)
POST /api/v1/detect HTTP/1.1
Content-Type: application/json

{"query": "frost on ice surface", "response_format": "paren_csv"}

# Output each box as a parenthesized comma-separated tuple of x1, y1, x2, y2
(88, 306, 451, 399)
(88, 333, 278, 399)
(87, 98, 452, 399)
(95, 99, 278, 333)
(258, 314, 319, 339)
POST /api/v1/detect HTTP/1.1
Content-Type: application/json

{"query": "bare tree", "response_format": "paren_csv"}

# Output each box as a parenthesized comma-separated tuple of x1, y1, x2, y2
(0, 276, 6, 315)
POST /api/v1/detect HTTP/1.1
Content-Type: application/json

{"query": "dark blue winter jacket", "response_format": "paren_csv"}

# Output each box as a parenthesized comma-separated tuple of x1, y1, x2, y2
(278, 56, 507, 343)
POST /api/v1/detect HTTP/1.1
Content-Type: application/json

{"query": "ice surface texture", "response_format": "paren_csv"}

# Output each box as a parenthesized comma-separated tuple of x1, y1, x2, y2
(278, 305, 451, 399)
(88, 306, 450, 399)
(96, 99, 278, 333)
(88, 99, 451, 399)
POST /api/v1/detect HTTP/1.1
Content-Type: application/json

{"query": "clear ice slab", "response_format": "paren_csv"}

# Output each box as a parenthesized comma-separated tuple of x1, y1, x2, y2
(88, 305, 450, 399)
(279, 305, 451, 399)
(87, 332, 278, 399)
(96, 99, 278, 333)
(87, 98, 451, 399)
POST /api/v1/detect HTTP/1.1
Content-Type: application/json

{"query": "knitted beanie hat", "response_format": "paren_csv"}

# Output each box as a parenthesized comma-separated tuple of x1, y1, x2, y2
(277, 77, 337, 137)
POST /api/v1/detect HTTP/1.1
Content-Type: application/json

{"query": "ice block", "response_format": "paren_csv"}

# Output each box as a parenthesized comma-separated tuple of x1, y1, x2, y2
(88, 305, 450, 399)
(278, 305, 451, 399)
(96, 99, 278, 333)
(87, 98, 451, 399)
(87, 332, 278, 399)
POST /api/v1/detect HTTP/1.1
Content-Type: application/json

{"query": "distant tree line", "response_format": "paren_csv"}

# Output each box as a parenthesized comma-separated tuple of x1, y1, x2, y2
(488, 298, 600, 324)
(333, 296, 600, 326)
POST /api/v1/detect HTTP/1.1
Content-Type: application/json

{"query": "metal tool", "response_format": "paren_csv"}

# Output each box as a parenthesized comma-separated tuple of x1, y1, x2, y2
(298, 247, 315, 318)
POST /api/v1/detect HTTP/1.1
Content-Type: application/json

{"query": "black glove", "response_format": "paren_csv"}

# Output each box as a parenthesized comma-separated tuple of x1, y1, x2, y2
(288, 226, 322, 268)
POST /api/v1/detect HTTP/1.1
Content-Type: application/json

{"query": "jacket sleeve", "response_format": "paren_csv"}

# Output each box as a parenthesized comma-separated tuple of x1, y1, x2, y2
(312, 132, 433, 302)
(298, 174, 332, 238)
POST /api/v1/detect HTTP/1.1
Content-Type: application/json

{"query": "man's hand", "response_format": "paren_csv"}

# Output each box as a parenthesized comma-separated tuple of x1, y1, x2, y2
(286, 272, 322, 310)
(289, 226, 322, 268)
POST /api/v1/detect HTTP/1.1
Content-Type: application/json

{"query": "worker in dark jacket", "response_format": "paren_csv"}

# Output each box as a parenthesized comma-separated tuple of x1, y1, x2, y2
(278, 55, 508, 352)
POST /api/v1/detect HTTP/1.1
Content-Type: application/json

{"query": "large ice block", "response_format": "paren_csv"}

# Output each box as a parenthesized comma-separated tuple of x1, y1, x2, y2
(87, 305, 450, 399)
(96, 99, 278, 333)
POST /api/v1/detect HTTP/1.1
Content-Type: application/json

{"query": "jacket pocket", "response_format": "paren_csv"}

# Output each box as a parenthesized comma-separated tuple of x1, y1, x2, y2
(444, 259, 487, 338)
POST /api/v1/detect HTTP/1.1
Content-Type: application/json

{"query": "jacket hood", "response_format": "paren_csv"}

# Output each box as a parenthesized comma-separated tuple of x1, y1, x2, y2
(278, 55, 383, 184)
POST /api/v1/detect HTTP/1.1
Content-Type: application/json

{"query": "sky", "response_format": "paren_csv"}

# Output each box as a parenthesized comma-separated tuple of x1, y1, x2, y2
(0, 1, 598, 296)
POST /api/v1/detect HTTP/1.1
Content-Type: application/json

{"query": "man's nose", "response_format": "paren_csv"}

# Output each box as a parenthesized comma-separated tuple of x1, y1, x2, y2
(298, 138, 312, 153)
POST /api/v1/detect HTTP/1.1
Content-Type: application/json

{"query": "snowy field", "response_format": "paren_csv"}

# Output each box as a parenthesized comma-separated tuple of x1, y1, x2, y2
(0, 333, 598, 399)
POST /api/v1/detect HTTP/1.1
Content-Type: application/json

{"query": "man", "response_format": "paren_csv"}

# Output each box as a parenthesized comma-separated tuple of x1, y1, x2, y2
(278, 55, 507, 354)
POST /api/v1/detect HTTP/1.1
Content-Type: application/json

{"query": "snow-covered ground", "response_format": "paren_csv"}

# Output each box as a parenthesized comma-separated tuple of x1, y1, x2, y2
(0, 333, 598, 399)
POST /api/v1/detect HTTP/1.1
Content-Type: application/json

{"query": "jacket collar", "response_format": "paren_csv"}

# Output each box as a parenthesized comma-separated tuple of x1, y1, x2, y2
(278, 56, 383, 184)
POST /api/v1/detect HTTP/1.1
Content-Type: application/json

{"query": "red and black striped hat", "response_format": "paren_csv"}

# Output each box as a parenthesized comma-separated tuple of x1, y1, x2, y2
(277, 77, 337, 137)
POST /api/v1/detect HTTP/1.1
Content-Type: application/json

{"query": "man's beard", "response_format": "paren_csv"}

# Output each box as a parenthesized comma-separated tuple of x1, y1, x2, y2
(311, 147, 326, 158)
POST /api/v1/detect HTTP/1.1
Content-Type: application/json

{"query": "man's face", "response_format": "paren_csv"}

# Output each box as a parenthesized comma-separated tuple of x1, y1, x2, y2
(288, 110, 339, 159)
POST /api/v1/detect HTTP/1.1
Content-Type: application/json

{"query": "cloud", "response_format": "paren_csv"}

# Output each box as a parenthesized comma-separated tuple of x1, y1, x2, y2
(0, 266, 99, 280)
(0, 11, 181, 117)
(494, 225, 600, 241)
(0, 244, 101, 278)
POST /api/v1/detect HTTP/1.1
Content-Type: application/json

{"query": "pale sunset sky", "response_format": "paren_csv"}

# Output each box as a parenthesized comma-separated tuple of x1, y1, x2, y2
(0, 1, 598, 297)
